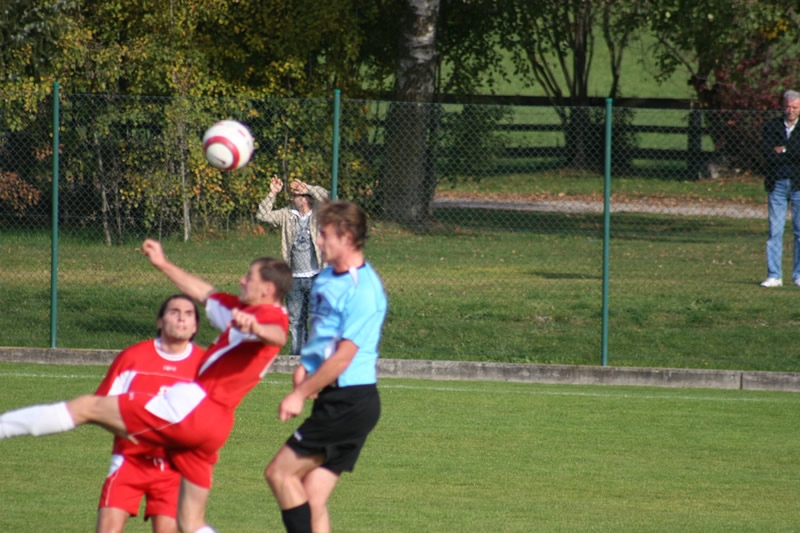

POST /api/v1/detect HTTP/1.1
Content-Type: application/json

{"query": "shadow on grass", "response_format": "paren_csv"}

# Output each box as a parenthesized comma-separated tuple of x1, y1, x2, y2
(531, 271, 601, 280)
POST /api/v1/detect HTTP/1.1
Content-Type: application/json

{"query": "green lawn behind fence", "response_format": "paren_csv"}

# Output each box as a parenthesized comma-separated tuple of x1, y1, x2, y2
(3, 177, 798, 371)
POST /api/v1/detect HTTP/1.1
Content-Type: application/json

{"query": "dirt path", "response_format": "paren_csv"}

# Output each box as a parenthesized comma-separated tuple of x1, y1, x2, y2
(432, 195, 766, 219)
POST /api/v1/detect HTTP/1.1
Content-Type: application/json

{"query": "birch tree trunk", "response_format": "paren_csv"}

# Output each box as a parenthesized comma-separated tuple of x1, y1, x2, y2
(380, 0, 440, 225)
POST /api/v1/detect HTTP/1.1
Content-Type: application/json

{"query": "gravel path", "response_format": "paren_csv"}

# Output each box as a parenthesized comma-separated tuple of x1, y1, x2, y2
(432, 197, 766, 219)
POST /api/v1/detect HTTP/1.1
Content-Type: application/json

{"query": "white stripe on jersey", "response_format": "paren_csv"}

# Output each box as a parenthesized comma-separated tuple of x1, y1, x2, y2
(107, 370, 137, 396)
(144, 382, 206, 423)
(200, 298, 261, 375)
(106, 453, 125, 478)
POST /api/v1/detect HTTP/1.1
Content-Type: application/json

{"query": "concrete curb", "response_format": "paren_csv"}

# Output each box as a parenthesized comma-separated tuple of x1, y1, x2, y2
(1, 347, 798, 392)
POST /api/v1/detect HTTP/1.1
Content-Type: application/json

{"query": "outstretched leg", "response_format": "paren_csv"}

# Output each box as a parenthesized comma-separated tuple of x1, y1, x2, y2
(0, 401, 75, 438)
(0, 394, 127, 440)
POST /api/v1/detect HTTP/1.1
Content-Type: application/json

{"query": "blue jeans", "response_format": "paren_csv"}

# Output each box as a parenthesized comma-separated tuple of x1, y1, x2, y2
(286, 276, 316, 355)
(766, 178, 800, 280)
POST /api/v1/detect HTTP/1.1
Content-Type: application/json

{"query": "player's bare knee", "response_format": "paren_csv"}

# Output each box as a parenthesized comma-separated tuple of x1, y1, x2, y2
(265, 462, 296, 494)
(264, 462, 281, 487)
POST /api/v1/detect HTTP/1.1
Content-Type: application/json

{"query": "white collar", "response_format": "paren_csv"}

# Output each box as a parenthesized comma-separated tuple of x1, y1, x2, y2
(154, 337, 194, 361)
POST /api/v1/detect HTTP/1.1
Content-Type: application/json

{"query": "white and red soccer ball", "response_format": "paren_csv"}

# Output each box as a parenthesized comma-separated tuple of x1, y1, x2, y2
(202, 119, 254, 170)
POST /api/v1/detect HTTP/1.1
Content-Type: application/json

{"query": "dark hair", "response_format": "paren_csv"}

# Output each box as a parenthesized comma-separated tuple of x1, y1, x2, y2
(156, 294, 199, 340)
(318, 200, 367, 250)
(252, 257, 293, 301)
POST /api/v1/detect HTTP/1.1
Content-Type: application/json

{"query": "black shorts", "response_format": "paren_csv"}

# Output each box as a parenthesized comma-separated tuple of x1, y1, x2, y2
(287, 384, 380, 473)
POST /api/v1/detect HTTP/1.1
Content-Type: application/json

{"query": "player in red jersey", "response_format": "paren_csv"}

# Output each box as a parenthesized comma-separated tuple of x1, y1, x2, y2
(0, 239, 292, 533)
(96, 294, 205, 533)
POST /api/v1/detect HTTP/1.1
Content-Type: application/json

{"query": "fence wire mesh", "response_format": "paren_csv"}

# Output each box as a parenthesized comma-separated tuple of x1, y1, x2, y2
(0, 89, 794, 371)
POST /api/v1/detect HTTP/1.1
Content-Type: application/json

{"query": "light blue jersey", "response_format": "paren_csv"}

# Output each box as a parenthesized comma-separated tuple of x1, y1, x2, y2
(300, 262, 387, 387)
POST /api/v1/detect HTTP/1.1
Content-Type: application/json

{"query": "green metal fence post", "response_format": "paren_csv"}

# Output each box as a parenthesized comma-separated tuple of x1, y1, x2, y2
(601, 98, 612, 366)
(331, 89, 341, 200)
(50, 82, 60, 348)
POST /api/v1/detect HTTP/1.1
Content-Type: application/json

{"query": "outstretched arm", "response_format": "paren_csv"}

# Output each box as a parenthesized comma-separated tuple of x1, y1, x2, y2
(142, 239, 215, 305)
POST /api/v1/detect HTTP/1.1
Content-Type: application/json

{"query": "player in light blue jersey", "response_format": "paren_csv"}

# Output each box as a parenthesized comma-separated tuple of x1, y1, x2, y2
(265, 200, 387, 533)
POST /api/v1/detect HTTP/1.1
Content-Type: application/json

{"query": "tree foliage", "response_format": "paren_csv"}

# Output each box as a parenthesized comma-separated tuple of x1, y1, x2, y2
(643, 0, 796, 106)
(5, 0, 800, 233)
(0, 0, 386, 240)
(0, 0, 76, 83)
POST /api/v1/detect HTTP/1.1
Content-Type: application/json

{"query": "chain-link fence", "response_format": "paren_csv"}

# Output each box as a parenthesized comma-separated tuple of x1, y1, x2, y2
(1, 87, 794, 371)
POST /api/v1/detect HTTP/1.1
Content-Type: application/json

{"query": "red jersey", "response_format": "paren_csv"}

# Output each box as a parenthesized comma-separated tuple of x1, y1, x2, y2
(95, 339, 205, 457)
(197, 293, 289, 408)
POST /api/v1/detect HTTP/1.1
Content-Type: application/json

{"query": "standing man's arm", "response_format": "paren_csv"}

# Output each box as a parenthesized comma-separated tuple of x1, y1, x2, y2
(290, 180, 329, 204)
(142, 239, 215, 305)
(785, 126, 800, 161)
(762, 120, 781, 155)
(256, 175, 286, 224)
(307, 184, 330, 204)
(762, 119, 784, 192)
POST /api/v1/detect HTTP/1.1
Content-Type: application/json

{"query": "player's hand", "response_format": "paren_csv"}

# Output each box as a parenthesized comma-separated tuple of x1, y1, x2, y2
(269, 175, 283, 196)
(229, 308, 258, 334)
(141, 239, 167, 267)
(278, 390, 305, 422)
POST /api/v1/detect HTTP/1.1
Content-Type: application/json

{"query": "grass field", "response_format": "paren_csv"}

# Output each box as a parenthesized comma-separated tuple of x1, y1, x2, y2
(4, 169, 800, 372)
(0, 362, 798, 532)
(480, 24, 695, 100)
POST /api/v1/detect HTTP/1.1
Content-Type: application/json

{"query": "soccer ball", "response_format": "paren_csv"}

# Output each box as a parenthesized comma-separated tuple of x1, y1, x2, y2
(202, 120, 254, 171)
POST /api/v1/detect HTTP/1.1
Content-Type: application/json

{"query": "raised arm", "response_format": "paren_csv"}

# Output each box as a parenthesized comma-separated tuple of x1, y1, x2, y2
(290, 180, 329, 204)
(256, 175, 285, 223)
(141, 239, 215, 304)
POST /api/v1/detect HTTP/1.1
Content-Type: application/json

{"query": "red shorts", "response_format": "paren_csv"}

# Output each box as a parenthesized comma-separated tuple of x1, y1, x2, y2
(98, 454, 180, 519)
(117, 383, 235, 488)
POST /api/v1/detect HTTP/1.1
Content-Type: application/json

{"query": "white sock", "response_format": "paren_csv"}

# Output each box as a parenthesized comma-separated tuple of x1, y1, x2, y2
(193, 527, 217, 533)
(0, 402, 76, 439)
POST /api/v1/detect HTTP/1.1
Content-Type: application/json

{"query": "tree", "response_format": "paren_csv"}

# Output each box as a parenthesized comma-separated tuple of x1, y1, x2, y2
(379, 0, 440, 225)
(643, 0, 795, 107)
(643, 1, 797, 176)
(371, 0, 521, 224)
(0, 1, 78, 225)
(496, 0, 646, 169)
(0, 0, 75, 82)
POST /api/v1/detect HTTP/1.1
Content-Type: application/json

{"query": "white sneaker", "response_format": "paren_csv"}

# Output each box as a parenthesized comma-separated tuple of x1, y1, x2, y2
(761, 278, 783, 287)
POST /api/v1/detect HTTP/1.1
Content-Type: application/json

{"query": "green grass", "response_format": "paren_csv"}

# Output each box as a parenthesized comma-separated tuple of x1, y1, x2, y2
(484, 25, 695, 100)
(1, 362, 798, 532)
(3, 171, 798, 371)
